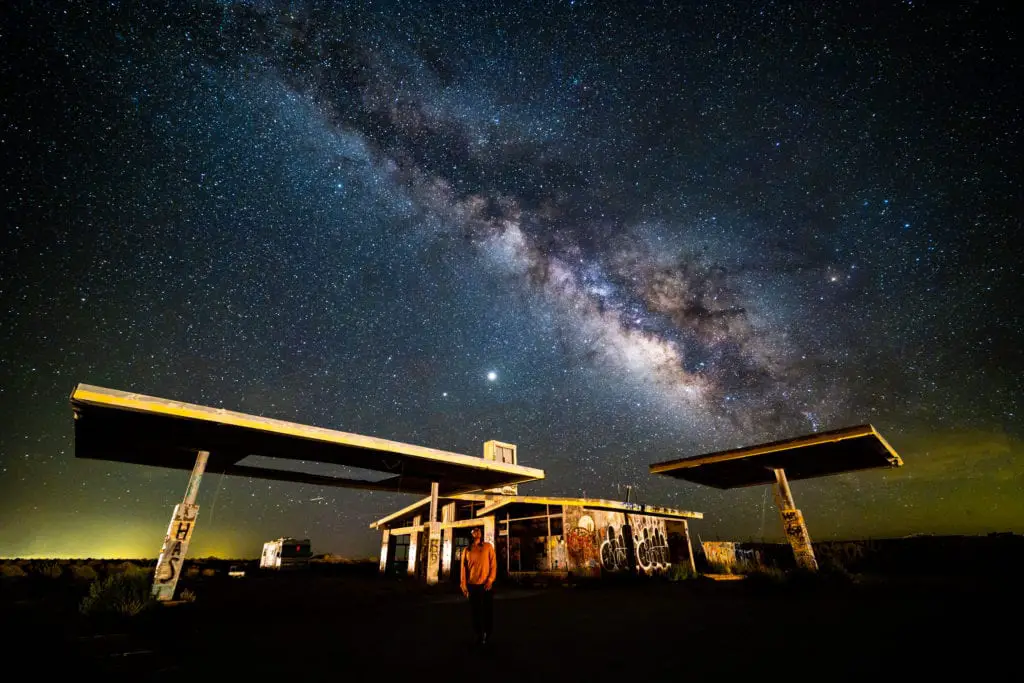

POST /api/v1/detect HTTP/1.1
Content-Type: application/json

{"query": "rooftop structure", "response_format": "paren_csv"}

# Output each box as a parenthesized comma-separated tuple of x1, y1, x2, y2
(649, 424, 904, 571)
(70, 383, 545, 597)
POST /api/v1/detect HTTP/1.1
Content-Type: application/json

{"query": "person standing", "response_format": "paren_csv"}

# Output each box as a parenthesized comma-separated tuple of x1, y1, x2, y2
(460, 526, 497, 645)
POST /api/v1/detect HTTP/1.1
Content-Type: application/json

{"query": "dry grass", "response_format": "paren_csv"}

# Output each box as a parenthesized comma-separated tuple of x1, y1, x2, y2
(79, 571, 157, 617)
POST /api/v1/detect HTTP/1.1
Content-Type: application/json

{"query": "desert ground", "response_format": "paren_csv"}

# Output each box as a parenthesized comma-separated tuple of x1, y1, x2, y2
(1, 557, 1014, 680)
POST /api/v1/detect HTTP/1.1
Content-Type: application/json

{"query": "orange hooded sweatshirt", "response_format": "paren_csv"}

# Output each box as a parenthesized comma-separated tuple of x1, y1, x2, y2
(460, 541, 497, 587)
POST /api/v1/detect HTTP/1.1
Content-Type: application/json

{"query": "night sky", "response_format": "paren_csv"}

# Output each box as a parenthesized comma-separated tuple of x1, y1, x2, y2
(2, 1, 1020, 559)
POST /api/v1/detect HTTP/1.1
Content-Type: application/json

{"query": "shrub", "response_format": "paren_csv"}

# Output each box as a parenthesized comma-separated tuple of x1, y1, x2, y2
(705, 560, 734, 575)
(179, 588, 197, 603)
(79, 572, 157, 617)
(70, 564, 99, 582)
(201, 568, 216, 577)
(35, 561, 63, 579)
(668, 563, 696, 581)
(0, 563, 27, 579)
(744, 564, 786, 585)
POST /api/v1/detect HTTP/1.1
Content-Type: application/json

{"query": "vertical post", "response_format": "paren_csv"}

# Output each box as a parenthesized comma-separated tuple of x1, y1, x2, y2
(153, 450, 209, 601)
(483, 515, 495, 547)
(505, 512, 511, 575)
(773, 468, 796, 510)
(407, 515, 421, 576)
(428, 482, 439, 523)
(425, 483, 442, 585)
(772, 468, 818, 572)
(378, 529, 390, 574)
(546, 504, 553, 571)
(682, 520, 696, 575)
(440, 502, 455, 580)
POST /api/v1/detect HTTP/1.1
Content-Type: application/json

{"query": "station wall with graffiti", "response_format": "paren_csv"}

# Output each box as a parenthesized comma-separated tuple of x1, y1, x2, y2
(563, 506, 674, 576)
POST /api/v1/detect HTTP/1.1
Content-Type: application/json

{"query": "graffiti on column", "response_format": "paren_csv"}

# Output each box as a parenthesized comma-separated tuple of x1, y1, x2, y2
(152, 502, 199, 601)
(780, 509, 818, 570)
(599, 524, 631, 571)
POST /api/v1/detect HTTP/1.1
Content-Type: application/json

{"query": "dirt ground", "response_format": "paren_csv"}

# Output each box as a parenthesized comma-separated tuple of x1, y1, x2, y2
(4, 567, 1013, 680)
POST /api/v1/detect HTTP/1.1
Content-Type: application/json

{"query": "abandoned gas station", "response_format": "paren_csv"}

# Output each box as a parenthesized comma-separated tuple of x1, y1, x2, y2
(371, 477, 702, 583)
(70, 383, 903, 598)
(70, 384, 546, 598)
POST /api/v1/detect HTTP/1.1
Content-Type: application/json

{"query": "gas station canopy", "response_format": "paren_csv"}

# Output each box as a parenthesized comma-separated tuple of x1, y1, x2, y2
(649, 424, 903, 489)
(70, 384, 545, 496)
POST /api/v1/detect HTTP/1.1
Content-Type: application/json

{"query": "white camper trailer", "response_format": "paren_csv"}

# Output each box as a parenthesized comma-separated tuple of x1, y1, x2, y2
(260, 538, 312, 569)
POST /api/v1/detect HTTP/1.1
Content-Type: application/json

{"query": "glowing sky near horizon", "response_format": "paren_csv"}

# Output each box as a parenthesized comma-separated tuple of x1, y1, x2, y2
(1, 1, 1020, 558)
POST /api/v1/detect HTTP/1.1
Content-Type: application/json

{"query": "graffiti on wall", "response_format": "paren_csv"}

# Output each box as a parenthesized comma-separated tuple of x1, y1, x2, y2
(563, 507, 673, 575)
(631, 515, 671, 573)
(599, 524, 631, 572)
(567, 527, 595, 565)
(702, 541, 766, 569)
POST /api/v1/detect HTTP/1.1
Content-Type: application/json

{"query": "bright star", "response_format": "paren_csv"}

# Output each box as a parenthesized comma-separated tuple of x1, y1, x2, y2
(487, 371, 497, 381)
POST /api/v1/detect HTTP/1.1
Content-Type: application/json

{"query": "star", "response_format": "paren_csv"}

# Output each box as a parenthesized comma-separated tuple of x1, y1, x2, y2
(487, 371, 498, 382)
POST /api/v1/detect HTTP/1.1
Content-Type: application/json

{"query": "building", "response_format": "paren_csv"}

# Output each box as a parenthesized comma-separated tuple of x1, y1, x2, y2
(371, 492, 702, 583)
(260, 537, 312, 569)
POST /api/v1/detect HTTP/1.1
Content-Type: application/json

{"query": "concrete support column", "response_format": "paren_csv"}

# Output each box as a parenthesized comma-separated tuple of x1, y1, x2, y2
(682, 520, 696, 574)
(428, 481, 439, 523)
(483, 516, 495, 547)
(407, 515, 421, 576)
(772, 468, 818, 572)
(441, 526, 454, 579)
(378, 529, 390, 574)
(153, 450, 208, 601)
(426, 521, 442, 585)
(424, 482, 442, 585)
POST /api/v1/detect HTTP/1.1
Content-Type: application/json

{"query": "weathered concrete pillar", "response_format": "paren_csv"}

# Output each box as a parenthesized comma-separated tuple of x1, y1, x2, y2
(440, 502, 455, 579)
(682, 520, 696, 574)
(428, 481, 439, 523)
(152, 450, 208, 602)
(442, 502, 456, 524)
(426, 521, 442, 585)
(407, 515, 421, 576)
(441, 526, 454, 579)
(483, 516, 495, 547)
(378, 529, 390, 574)
(773, 468, 818, 572)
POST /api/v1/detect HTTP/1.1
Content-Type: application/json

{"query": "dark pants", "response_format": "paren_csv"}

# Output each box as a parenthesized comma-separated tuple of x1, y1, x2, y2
(467, 584, 493, 637)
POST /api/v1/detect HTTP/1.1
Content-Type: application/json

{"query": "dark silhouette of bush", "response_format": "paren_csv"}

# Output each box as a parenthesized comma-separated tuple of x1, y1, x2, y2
(0, 563, 27, 579)
(70, 564, 99, 582)
(80, 571, 157, 617)
(35, 561, 63, 579)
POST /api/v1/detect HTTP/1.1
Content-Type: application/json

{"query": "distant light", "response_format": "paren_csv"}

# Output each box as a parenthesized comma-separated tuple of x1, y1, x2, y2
(487, 371, 497, 381)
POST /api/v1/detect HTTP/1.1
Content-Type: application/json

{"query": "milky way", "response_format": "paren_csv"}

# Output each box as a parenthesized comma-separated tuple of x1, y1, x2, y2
(1, 1, 1020, 558)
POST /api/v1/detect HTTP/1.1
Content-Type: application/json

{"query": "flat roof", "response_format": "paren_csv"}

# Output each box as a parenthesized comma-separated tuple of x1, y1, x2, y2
(477, 495, 702, 520)
(70, 384, 544, 496)
(649, 424, 903, 489)
(369, 493, 492, 529)
(369, 493, 702, 528)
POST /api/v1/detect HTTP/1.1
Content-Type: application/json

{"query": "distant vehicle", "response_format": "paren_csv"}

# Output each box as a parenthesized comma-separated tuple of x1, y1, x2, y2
(260, 538, 312, 569)
(228, 565, 246, 578)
